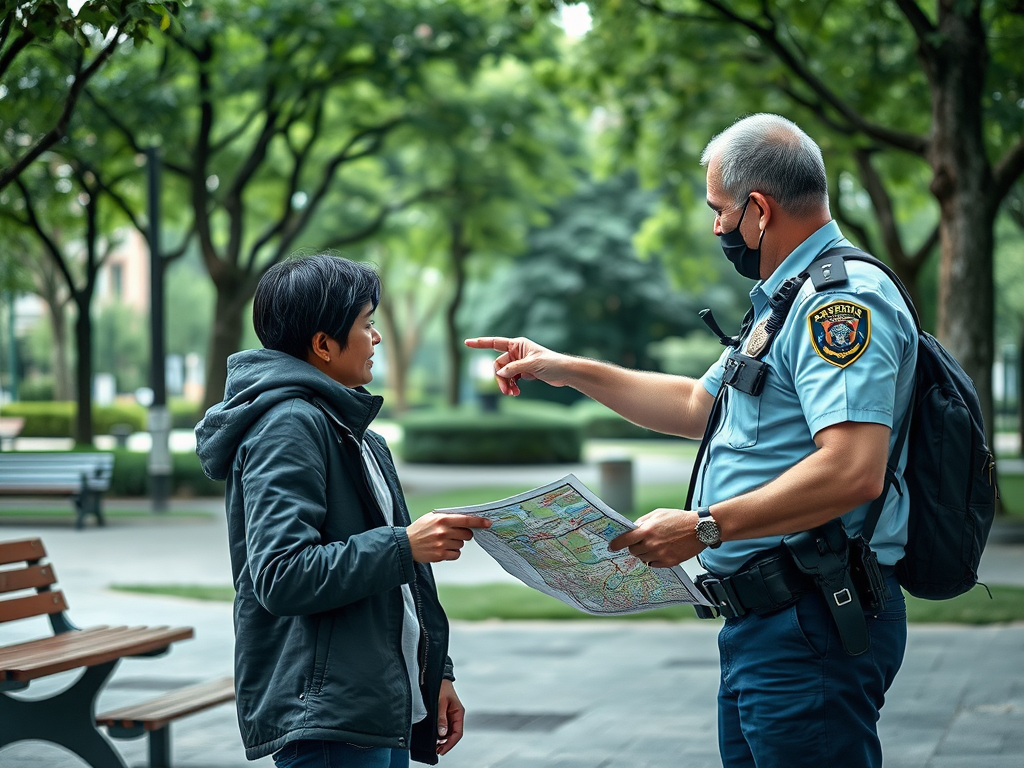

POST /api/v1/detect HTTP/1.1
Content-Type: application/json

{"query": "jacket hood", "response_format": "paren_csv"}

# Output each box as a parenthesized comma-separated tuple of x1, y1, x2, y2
(195, 348, 382, 481)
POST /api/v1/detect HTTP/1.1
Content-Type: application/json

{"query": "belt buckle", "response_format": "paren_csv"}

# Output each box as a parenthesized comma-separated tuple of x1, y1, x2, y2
(698, 575, 744, 619)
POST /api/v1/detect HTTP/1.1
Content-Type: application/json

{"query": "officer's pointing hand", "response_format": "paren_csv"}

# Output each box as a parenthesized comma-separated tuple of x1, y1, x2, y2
(464, 336, 571, 396)
(609, 508, 703, 569)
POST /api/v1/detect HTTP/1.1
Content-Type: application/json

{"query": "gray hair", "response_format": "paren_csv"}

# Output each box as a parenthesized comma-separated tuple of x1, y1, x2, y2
(701, 114, 828, 216)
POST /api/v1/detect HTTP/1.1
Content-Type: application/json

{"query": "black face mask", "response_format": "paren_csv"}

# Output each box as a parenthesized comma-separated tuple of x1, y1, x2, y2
(718, 197, 765, 280)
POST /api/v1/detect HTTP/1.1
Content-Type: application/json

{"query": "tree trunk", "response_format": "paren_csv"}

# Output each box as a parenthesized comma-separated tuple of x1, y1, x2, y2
(203, 287, 249, 410)
(444, 221, 470, 407)
(1018, 319, 1023, 458)
(46, 298, 73, 401)
(924, 2, 997, 440)
(378, 297, 409, 413)
(72, 299, 93, 446)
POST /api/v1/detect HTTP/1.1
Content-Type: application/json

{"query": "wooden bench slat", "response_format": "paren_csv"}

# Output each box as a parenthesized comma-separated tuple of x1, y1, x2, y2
(0, 626, 192, 680)
(0, 626, 122, 665)
(0, 590, 68, 624)
(0, 539, 46, 567)
(97, 676, 235, 731)
(0, 564, 57, 594)
(0, 625, 194, 681)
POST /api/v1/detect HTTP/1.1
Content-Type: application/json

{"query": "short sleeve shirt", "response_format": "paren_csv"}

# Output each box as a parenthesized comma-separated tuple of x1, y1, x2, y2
(696, 221, 918, 576)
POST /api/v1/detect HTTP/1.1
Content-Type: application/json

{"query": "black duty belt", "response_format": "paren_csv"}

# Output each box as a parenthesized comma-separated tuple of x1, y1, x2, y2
(695, 550, 814, 619)
(694, 548, 895, 622)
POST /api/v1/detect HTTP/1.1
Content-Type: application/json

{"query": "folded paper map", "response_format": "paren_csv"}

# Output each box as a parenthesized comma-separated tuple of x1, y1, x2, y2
(435, 474, 711, 615)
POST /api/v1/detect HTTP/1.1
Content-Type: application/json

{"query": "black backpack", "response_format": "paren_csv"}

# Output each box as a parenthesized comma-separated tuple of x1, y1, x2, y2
(807, 247, 997, 599)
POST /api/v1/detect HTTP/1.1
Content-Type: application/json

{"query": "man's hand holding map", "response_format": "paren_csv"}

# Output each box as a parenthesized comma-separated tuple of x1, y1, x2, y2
(435, 475, 712, 615)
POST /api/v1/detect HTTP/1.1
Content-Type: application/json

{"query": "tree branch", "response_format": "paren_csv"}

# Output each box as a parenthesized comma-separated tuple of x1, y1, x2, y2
(0, 25, 34, 83)
(636, 0, 929, 155)
(832, 171, 876, 253)
(993, 134, 1024, 204)
(910, 224, 940, 265)
(13, 178, 79, 295)
(82, 87, 191, 178)
(853, 147, 908, 266)
(891, 0, 936, 45)
(0, 27, 126, 192)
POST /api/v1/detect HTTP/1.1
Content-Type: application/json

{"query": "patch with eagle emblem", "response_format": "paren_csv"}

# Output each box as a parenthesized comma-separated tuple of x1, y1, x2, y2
(808, 300, 871, 368)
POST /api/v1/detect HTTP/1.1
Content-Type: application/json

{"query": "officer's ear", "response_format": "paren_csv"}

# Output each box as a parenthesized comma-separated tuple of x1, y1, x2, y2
(748, 191, 773, 231)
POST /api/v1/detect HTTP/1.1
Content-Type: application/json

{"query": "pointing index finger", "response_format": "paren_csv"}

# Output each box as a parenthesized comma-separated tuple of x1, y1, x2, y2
(464, 337, 511, 351)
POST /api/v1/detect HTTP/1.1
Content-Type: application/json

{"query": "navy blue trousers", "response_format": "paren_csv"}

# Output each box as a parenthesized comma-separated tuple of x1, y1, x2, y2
(717, 573, 907, 767)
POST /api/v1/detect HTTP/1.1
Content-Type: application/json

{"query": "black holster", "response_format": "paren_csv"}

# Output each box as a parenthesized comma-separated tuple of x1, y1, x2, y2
(783, 519, 870, 656)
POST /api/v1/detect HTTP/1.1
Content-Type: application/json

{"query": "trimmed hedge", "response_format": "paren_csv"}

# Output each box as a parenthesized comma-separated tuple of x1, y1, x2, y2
(95, 449, 223, 497)
(570, 401, 676, 440)
(1, 402, 147, 437)
(399, 409, 582, 464)
(1, 400, 205, 437)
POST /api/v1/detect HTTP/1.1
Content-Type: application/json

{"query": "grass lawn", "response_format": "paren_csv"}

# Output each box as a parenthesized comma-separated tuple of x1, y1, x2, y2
(109, 581, 1024, 625)
(404, 483, 692, 523)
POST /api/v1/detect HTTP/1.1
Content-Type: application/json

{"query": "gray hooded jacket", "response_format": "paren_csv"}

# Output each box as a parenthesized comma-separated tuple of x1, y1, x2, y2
(196, 349, 451, 763)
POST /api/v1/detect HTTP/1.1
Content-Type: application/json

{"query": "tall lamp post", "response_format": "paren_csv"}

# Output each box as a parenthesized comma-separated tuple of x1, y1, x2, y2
(147, 147, 171, 511)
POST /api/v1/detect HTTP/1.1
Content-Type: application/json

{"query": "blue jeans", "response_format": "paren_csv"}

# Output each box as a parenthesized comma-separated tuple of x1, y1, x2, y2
(717, 572, 907, 768)
(272, 740, 410, 768)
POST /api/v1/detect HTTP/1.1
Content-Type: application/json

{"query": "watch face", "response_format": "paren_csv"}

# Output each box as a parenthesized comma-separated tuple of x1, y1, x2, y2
(696, 519, 721, 547)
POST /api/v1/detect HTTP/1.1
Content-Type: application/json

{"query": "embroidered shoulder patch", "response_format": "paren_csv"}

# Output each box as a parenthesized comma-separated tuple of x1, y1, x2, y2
(807, 300, 871, 368)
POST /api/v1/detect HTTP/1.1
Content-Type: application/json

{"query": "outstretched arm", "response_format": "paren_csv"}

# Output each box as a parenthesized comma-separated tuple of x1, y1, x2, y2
(465, 336, 715, 438)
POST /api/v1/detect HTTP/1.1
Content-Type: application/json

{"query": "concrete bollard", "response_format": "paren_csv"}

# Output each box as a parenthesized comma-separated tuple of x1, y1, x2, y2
(599, 457, 634, 515)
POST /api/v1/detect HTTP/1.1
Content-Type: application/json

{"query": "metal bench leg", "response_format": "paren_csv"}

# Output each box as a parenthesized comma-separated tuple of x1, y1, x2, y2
(149, 725, 171, 768)
(0, 660, 128, 768)
(73, 491, 105, 529)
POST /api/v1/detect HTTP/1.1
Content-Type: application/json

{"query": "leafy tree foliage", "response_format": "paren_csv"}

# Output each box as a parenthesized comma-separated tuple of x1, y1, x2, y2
(579, 0, 1024, 435)
(82, 0, 561, 408)
(391, 50, 581, 404)
(0, 0, 168, 191)
(473, 172, 718, 403)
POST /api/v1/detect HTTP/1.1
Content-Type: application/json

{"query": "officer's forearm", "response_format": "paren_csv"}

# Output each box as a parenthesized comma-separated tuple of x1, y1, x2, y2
(563, 358, 713, 439)
(712, 422, 890, 542)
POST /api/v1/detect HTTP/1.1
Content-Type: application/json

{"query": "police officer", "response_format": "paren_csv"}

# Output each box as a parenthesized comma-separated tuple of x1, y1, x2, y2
(465, 113, 917, 768)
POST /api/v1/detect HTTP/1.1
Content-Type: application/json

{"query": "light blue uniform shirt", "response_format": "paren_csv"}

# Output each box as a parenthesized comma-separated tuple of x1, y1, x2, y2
(696, 221, 918, 576)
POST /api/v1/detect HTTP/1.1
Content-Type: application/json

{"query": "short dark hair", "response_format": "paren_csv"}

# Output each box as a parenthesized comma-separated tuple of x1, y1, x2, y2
(253, 254, 381, 359)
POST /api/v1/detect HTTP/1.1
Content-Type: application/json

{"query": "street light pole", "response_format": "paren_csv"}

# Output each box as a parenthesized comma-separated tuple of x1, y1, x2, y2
(146, 147, 171, 511)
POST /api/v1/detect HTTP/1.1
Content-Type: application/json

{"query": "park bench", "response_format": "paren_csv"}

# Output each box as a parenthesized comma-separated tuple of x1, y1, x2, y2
(0, 537, 196, 768)
(0, 452, 114, 529)
(97, 675, 235, 768)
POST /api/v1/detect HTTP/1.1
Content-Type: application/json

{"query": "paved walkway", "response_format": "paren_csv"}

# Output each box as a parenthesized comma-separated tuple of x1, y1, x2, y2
(1, 457, 1023, 767)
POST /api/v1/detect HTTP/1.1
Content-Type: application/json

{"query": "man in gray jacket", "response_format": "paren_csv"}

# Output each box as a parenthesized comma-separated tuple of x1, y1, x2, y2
(197, 254, 489, 767)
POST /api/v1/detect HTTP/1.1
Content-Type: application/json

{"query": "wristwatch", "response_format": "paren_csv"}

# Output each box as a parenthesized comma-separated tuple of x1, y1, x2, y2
(695, 506, 722, 549)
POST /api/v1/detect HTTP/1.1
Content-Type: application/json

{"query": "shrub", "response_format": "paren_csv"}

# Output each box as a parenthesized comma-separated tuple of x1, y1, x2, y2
(571, 400, 675, 440)
(170, 399, 204, 430)
(399, 409, 582, 464)
(91, 449, 223, 497)
(1, 401, 149, 437)
(18, 376, 55, 401)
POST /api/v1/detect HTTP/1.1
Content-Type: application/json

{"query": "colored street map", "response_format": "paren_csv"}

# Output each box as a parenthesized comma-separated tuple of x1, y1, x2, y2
(436, 475, 711, 615)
